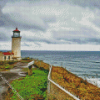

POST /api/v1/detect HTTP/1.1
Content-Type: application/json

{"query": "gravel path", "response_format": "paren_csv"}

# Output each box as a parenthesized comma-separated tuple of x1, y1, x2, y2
(0, 62, 29, 100)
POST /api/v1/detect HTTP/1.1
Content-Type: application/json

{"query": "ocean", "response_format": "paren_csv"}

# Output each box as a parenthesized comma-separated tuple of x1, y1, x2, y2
(22, 50, 100, 87)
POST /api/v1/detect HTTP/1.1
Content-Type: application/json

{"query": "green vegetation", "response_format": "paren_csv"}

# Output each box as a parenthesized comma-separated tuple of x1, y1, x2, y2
(34, 60, 49, 70)
(0, 61, 17, 65)
(0, 57, 32, 71)
(0, 61, 17, 71)
(22, 57, 33, 60)
(20, 57, 33, 63)
(10, 68, 48, 100)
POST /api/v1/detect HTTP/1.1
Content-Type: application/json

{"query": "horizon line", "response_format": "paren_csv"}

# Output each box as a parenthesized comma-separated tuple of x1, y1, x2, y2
(0, 50, 100, 52)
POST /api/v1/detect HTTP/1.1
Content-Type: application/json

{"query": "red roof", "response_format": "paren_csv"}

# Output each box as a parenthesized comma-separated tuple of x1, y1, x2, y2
(3, 52, 14, 55)
(13, 28, 20, 32)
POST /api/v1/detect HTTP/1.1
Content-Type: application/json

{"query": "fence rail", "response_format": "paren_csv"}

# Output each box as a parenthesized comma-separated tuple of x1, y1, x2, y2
(0, 61, 34, 100)
(0, 73, 24, 100)
(28, 61, 34, 67)
(48, 65, 80, 100)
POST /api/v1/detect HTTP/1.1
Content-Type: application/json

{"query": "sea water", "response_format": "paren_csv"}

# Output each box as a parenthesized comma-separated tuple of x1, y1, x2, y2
(21, 50, 100, 87)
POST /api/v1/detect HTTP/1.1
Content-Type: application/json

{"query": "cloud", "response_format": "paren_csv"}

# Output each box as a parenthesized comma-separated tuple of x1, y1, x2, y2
(0, 27, 11, 42)
(1, 0, 57, 32)
(0, 0, 100, 50)
(0, 0, 8, 9)
(87, 38, 100, 44)
(60, 0, 100, 9)
(20, 26, 100, 45)
(51, 25, 100, 44)
(0, 42, 11, 50)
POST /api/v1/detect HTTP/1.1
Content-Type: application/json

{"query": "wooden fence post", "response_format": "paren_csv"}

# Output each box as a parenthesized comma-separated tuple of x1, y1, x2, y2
(28, 65, 32, 75)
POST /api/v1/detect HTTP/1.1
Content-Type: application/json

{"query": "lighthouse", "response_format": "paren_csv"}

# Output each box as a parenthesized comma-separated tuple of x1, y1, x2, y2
(12, 28, 21, 60)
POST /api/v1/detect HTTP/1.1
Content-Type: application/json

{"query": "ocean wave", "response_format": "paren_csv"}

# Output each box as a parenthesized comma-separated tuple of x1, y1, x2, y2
(91, 61, 100, 63)
(86, 78, 100, 87)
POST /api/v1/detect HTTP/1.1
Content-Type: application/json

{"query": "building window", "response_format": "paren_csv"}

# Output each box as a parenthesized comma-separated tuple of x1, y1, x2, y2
(8, 56, 10, 60)
(4, 56, 6, 60)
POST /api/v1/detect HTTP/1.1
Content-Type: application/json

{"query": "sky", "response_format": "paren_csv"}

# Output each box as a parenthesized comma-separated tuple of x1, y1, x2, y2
(0, 0, 100, 51)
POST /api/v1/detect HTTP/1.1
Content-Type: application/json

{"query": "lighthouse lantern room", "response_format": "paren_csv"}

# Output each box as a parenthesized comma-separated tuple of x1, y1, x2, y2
(13, 28, 20, 37)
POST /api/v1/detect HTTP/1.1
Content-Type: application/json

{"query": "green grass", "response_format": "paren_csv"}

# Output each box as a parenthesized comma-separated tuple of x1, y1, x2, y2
(0, 64, 14, 71)
(20, 60, 29, 63)
(11, 68, 48, 100)
(0, 61, 17, 71)
(0, 61, 17, 65)
(20, 57, 33, 63)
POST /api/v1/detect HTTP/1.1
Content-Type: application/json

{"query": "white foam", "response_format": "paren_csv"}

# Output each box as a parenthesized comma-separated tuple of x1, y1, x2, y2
(86, 78, 100, 87)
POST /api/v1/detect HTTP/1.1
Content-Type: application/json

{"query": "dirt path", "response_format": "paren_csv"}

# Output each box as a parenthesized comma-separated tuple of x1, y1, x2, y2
(0, 62, 29, 100)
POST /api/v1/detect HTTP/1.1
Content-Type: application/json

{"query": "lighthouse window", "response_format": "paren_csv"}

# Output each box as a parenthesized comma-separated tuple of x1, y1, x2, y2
(4, 56, 6, 60)
(8, 56, 10, 60)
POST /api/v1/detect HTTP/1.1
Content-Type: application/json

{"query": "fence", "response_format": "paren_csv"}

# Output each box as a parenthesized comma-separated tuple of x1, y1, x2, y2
(0, 73, 24, 100)
(0, 61, 34, 100)
(27, 61, 34, 67)
(47, 65, 80, 100)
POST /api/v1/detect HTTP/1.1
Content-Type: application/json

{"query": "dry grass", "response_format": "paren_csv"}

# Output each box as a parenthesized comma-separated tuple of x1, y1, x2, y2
(49, 83, 75, 100)
(51, 66, 100, 100)
(32, 60, 100, 99)
(34, 60, 49, 70)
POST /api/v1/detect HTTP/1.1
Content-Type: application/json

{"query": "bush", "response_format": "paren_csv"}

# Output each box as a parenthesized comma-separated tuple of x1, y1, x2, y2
(34, 60, 49, 70)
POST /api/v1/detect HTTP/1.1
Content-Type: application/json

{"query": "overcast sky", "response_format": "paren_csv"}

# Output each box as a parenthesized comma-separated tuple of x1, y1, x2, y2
(0, 0, 100, 51)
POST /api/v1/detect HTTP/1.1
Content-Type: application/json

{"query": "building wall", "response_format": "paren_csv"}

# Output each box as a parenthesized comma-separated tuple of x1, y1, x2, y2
(0, 52, 3, 61)
(0, 55, 13, 61)
(4, 55, 13, 61)
(10, 55, 14, 60)
(12, 37, 21, 59)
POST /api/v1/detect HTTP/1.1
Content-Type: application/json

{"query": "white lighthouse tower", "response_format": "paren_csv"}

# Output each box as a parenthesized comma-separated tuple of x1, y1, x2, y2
(12, 28, 21, 60)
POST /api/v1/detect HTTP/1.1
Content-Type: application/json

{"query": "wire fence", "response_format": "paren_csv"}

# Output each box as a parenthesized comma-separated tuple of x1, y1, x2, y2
(0, 73, 24, 100)
(48, 60, 100, 87)
(47, 65, 80, 100)
(0, 60, 34, 100)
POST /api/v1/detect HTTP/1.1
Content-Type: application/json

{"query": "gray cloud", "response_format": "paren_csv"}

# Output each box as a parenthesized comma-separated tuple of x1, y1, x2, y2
(92, 18, 100, 27)
(34, 42, 41, 46)
(51, 26, 100, 44)
(70, 38, 100, 44)
(0, 0, 57, 32)
(24, 35, 100, 45)
(0, 0, 100, 50)
(0, 14, 48, 32)
(0, 0, 7, 9)
(20, 21, 100, 45)
(0, 31, 10, 42)
(42, 16, 56, 24)
(88, 38, 100, 44)
(70, 39, 87, 44)
(60, 0, 100, 9)
(23, 36, 52, 44)
(21, 43, 30, 47)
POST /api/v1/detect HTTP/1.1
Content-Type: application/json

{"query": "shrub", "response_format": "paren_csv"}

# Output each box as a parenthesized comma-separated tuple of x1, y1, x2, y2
(51, 66, 100, 99)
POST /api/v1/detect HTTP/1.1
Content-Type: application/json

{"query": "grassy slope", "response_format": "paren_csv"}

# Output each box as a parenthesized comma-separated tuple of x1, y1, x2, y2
(3, 59, 100, 100)
(34, 60, 49, 70)
(10, 68, 48, 100)
(52, 66, 100, 100)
